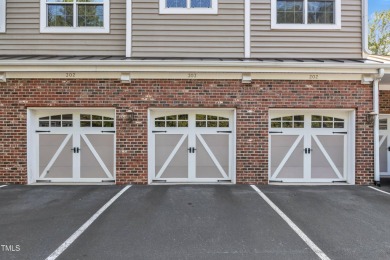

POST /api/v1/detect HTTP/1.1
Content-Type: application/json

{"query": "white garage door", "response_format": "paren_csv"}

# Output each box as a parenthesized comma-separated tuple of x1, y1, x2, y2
(269, 110, 352, 183)
(31, 110, 115, 183)
(379, 116, 390, 176)
(149, 110, 235, 183)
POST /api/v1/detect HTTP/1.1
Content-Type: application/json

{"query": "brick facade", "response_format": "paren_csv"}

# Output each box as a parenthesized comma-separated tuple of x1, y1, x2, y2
(380, 90, 390, 114)
(0, 79, 374, 185)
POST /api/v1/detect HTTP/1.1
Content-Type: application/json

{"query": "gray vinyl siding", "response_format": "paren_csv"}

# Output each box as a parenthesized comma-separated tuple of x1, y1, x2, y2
(0, 0, 126, 56)
(251, 0, 363, 59)
(131, 0, 245, 58)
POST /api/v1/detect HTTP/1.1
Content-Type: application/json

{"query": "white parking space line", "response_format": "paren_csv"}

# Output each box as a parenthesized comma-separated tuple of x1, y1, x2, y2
(45, 185, 132, 260)
(250, 185, 330, 260)
(368, 186, 390, 196)
(0, 185, 7, 188)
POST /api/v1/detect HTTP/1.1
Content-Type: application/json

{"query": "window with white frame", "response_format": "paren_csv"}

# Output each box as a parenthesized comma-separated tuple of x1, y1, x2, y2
(0, 0, 5, 33)
(271, 0, 341, 30)
(159, 0, 218, 14)
(40, 0, 109, 33)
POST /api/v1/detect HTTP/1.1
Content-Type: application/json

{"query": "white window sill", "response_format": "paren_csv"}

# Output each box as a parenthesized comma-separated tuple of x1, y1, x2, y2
(271, 23, 341, 30)
(40, 27, 110, 34)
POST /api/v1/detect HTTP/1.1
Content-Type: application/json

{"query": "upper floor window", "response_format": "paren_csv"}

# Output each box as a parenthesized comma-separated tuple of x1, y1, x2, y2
(40, 0, 110, 33)
(0, 0, 5, 33)
(159, 0, 218, 14)
(271, 0, 341, 30)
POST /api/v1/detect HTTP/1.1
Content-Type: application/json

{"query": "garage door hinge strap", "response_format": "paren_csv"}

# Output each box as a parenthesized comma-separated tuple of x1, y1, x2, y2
(332, 132, 347, 134)
(217, 131, 232, 133)
(152, 131, 167, 133)
(36, 130, 51, 133)
(269, 131, 283, 134)
(101, 131, 116, 133)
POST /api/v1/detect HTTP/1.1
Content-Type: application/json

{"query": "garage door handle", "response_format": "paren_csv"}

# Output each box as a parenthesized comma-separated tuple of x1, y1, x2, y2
(71, 147, 80, 153)
(188, 147, 196, 153)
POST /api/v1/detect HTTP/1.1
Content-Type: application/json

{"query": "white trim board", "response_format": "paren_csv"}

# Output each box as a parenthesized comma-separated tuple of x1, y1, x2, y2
(244, 0, 251, 58)
(0, 0, 6, 33)
(126, 0, 132, 57)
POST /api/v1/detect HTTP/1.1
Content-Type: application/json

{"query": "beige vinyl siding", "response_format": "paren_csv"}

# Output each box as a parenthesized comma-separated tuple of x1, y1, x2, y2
(251, 0, 363, 59)
(131, 0, 245, 58)
(0, 0, 126, 56)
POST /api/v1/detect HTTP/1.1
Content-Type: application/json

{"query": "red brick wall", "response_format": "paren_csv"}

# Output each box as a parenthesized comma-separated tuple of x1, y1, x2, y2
(380, 90, 390, 114)
(0, 79, 374, 185)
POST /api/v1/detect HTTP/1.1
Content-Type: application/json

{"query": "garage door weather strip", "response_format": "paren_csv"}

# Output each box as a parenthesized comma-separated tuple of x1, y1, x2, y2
(45, 185, 131, 260)
(250, 185, 330, 260)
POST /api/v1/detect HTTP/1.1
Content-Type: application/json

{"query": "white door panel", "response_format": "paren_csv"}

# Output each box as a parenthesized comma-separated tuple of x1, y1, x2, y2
(271, 135, 304, 179)
(155, 134, 189, 179)
(40, 134, 73, 179)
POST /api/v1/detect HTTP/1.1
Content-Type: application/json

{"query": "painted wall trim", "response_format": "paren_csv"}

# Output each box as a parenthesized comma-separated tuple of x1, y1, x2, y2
(0, 0, 6, 33)
(126, 0, 132, 57)
(2, 69, 378, 80)
(0, 62, 389, 71)
(373, 69, 385, 184)
(244, 0, 251, 58)
(362, 0, 371, 57)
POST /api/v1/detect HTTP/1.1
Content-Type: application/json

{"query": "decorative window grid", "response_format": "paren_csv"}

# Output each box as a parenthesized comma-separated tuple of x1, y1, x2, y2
(270, 115, 304, 128)
(311, 115, 344, 128)
(196, 114, 229, 128)
(80, 114, 114, 127)
(39, 114, 73, 127)
(155, 114, 189, 128)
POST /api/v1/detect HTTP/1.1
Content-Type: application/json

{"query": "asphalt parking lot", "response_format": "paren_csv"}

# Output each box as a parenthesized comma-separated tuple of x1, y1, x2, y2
(1, 184, 390, 260)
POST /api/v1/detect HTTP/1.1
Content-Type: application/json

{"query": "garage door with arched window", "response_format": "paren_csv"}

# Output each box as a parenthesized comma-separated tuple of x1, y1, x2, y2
(149, 109, 235, 183)
(29, 109, 116, 183)
(269, 110, 354, 183)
